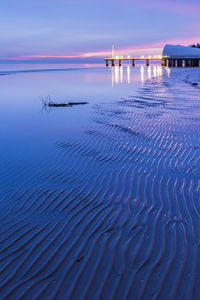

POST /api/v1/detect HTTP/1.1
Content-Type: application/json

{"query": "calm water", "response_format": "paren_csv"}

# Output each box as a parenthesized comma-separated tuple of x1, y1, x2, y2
(0, 63, 200, 300)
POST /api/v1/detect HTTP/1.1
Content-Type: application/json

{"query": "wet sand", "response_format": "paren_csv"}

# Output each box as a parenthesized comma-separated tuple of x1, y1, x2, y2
(0, 65, 200, 299)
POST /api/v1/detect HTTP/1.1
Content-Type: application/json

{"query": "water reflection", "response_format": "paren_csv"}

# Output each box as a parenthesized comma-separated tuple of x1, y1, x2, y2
(148, 66, 152, 79)
(127, 66, 130, 84)
(153, 66, 157, 77)
(156, 66, 163, 76)
(111, 66, 123, 85)
(120, 67, 123, 84)
(111, 66, 119, 86)
(141, 66, 144, 83)
(166, 67, 170, 77)
(111, 65, 168, 85)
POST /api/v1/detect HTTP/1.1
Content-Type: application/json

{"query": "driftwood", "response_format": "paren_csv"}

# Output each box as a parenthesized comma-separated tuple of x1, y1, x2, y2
(41, 96, 88, 108)
(48, 102, 88, 107)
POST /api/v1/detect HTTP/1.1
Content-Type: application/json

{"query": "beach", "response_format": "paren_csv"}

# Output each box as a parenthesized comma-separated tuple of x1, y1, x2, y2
(0, 64, 200, 299)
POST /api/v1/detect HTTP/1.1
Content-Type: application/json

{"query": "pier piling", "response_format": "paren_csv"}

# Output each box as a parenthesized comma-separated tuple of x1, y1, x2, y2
(177, 59, 183, 67)
(168, 59, 172, 67)
(194, 59, 200, 67)
(172, 59, 176, 67)
(193, 59, 199, 67)
(162, 59, 167, 67)
(191, 60, 195, 67)
(185, 59, 190, 67)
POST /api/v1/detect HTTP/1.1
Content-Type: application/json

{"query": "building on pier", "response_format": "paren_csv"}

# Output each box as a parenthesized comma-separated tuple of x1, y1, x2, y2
(162, 44, 200, 67)
(163, 44, 200, 58)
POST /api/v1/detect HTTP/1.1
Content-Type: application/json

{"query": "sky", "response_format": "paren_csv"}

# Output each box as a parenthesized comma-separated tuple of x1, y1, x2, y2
(1, 0, 200, 63)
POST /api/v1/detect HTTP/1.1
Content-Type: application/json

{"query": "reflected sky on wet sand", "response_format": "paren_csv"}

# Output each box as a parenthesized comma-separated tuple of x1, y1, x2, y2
(0, 64, 200, 299)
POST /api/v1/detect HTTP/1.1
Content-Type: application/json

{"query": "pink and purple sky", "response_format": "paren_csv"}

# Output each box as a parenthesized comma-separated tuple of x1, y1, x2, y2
(1, 0, 200, 63)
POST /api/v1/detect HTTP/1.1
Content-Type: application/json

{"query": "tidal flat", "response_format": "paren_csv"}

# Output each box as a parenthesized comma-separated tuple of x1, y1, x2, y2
(0, 63, 200, 300)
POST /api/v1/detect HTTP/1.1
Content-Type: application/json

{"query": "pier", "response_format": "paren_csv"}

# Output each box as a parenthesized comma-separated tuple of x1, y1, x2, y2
(105, 57, 200, 67)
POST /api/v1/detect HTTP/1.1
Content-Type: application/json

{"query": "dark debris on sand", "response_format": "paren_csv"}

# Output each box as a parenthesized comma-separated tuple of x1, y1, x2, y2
(41, 96, 88, 108)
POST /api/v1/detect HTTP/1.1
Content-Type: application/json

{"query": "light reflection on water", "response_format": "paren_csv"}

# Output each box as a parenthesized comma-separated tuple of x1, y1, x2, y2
(141, 66, 144, 83)
(127, 66, 130, 84)
(111, 65, 168, 85)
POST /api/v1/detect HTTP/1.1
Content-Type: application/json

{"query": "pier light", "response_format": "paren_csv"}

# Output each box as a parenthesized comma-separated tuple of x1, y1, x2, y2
(141, 55, 144, 58)
(121, 56, 124, 59)
(115, 56, 119, 59)
(127, 56, 131, 59)
(148, 55, 151, 58)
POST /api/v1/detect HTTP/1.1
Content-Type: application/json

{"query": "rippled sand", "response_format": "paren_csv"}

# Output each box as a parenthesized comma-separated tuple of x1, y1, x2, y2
(0, 65, 200, 299)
